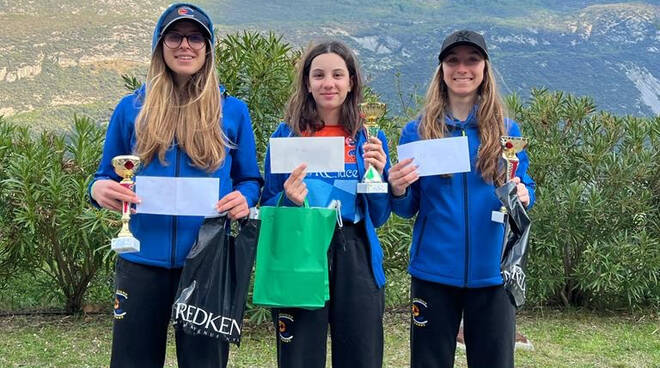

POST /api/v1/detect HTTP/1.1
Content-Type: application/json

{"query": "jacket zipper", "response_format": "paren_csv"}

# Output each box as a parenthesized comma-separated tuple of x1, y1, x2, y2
(461, 128, 470, 287)
(171, 146, 181, 267)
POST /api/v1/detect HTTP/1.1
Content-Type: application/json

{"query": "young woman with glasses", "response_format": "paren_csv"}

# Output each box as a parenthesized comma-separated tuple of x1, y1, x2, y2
(89, 3, 262, 367)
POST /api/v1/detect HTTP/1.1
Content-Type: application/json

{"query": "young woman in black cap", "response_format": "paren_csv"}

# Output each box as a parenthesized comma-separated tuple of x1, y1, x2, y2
(388, 30, 536, 368)
(89, 3, 261, 367)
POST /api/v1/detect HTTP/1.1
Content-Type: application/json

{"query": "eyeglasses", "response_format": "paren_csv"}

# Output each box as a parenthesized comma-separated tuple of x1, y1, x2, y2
(163, 32, 206, 50)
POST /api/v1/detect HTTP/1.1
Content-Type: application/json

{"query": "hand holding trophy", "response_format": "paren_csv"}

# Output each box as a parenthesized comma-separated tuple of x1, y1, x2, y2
(357, 102, 388, 194)
(110, 155, 141, 253)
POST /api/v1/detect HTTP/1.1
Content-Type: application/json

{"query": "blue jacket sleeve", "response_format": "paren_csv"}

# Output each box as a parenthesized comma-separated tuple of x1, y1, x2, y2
(260, 123, 296, 207)
(365, 129, 392, 227)
(230, 100, 263, 208)
(87, 96, 135, 208)
(390, 121, 421, 218)
(507, 119, 536, 209)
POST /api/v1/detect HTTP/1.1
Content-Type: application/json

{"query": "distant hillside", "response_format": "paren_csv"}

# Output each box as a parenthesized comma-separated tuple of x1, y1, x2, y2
(0, 1, 657, 128)
(0, 0, 169, 128)
(206, 0, 659, 116)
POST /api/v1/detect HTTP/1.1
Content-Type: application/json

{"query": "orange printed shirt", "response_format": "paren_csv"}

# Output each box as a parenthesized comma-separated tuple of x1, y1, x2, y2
(302, 125, 361, 222)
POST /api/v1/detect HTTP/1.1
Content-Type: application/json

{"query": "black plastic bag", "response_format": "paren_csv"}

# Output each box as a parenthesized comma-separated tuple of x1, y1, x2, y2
(172, 215, 259, 345)
(496, 181, 532, 309)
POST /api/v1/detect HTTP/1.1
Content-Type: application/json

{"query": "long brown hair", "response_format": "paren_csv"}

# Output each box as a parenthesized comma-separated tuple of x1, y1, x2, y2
(134, 36, 229, 172)
(418, 58, 506, 185)
(284, 40, 363, 137)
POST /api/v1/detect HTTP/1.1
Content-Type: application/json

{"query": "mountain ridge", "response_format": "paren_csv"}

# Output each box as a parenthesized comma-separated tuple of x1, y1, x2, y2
(0, 1, 657, 128)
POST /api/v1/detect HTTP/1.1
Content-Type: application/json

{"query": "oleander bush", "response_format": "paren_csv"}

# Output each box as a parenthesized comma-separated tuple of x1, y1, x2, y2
(507, 89, 659, 309)
(0, 115, 116, 313)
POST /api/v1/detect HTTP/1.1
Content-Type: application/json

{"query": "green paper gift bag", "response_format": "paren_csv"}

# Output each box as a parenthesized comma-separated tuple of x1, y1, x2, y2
(253, 196, 337, 308)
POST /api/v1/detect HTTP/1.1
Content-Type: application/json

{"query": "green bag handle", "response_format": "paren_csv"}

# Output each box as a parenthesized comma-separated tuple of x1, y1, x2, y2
(276, 193, 309, 208)
(275, 193, 342, 228)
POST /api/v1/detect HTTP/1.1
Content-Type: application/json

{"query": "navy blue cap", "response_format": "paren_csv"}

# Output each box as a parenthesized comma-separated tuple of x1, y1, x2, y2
(152, 3, 214, 53)
(438, 30, 489, 63)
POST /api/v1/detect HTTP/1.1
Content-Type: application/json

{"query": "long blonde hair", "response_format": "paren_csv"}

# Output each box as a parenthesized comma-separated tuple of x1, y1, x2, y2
(419, 59, 506, 185)
(134, 40, 228, 172)
(285, 41, 363, 137)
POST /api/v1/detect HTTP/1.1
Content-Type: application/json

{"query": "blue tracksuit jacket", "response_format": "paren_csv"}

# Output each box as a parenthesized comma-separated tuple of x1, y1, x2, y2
(392, 107, 536, 288)
(89, 86, 262, 268)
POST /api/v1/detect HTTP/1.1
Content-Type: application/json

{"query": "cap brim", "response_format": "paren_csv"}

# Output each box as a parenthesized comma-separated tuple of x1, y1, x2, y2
(439, 41, 488, 62)
(157, 16, 212, 44)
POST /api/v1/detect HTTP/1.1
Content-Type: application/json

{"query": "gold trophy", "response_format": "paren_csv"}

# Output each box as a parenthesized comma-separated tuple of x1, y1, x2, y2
(357, 102, 388, 193)
(501, 136, 528, 181)
(110, 155, 141, 253)
(497, 136, 528, 216)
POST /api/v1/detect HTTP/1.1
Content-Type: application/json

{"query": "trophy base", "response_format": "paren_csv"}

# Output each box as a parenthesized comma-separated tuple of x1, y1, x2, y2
(357, 182, 388, 194)
(111, 236, 140, 253)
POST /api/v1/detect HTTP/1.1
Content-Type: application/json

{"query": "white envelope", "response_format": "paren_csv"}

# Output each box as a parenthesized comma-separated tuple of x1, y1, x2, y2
(396, 136, 471, 176)
(135, 176, 220, 217)
(269, 136, 345, 173)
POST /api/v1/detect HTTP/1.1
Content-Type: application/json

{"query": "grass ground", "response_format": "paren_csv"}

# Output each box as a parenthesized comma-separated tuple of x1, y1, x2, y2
(0, 309, 657, 367)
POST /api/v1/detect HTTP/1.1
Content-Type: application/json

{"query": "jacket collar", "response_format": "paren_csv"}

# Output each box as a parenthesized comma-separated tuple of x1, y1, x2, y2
(444, 104, 479, 128)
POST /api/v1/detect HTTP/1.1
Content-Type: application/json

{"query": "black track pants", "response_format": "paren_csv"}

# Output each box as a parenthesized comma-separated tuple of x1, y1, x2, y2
(272, 222, 385, 368)
(410, 277, 515, 368)
(110, 257, 229, 368)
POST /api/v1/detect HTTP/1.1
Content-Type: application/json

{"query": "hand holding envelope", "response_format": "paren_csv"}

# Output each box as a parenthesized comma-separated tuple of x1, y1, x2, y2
(390, 136, 471, 196)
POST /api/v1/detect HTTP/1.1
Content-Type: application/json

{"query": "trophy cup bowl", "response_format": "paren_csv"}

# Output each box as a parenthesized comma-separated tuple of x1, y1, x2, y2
(360, 101, 386, 131)
(110, 155, 141, 253)
(357, 102, 388, 193)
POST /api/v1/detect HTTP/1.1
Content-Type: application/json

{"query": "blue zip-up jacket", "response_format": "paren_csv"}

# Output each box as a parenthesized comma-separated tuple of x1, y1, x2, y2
(392, 107, 535, 288)
(89, 86, 262, 268)
(262, 123, 391, 288)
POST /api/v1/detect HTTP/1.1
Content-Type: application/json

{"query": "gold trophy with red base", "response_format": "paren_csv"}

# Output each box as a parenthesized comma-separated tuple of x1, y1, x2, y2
(497, 136, 528, 216)
(357, 102, 388, 194)
(110, 155, 141, 253)
(501, 136, 528, 181)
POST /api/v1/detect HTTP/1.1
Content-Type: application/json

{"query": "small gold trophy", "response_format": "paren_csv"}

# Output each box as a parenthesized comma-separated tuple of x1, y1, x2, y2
(497, 136, 528, 216)
(501, 136, 528, 181)
(357, 102, 388, 194)
(110, 155, 141, 253)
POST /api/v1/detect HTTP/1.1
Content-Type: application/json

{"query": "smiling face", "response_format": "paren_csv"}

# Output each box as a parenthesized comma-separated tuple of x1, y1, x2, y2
(441, 45, 486, 100)
(162, 20, 207, 85)
(307, 52, 353, 124)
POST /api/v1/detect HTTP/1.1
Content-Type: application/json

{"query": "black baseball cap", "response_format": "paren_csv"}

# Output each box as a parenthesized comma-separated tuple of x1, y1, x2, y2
(438, 30, 489, 63)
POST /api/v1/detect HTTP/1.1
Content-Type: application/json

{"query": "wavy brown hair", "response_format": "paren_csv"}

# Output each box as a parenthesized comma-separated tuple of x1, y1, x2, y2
(134, 37, 229, 172)
(284, 40, 363, 137)
(418, 58, 506, 185)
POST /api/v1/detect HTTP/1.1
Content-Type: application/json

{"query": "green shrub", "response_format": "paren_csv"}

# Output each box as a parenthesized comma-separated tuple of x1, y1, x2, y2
(507, 89, 660, 309)
(215, 31, 301, 165)
(0, 116, 116, 313)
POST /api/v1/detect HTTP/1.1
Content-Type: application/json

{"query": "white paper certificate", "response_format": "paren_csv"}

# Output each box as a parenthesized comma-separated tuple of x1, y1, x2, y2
(135, 176, 219, 217)
(269, 136, 345, 173)
(396, 136, 471, 176)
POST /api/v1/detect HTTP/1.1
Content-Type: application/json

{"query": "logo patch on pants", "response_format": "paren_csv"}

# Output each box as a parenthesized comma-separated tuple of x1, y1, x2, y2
(278, 313, 294, 342)
(114, 290, 128, 319)
(412, 298, 428, 327)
